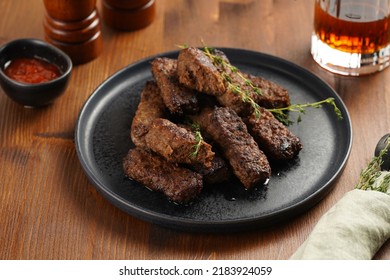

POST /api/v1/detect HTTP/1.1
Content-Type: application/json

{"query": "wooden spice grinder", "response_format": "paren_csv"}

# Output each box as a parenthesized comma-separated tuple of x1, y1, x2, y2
(102, 0, 156, 31)
(43, 0, 103, 65)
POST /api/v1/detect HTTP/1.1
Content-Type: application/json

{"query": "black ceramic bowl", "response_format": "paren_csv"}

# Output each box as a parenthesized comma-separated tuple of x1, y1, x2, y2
(0, 38, 72, 107)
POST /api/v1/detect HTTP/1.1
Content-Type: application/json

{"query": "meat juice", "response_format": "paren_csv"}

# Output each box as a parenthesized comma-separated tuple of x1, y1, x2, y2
(314, 0, 390, 54)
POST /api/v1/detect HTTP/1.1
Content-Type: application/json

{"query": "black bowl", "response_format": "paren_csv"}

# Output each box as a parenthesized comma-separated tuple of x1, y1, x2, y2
(0, 38, 72, 107)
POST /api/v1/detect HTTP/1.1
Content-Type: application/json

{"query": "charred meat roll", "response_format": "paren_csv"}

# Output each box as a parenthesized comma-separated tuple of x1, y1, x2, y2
(192, 107, 271, 189)
(245, 73, 290, 109)
(191, 154, 231, 185)
(144, 118, 215, 168)
(215, 69, 259, 117)
(130, 81, 166, 148)
(246, 107, 302, 162)
(151, 57, 200, 115)
(123, 148, 203, 203)
(218, 72, 291, 116)
(177, 47, 226, 96)
(177, 47, 285, 117)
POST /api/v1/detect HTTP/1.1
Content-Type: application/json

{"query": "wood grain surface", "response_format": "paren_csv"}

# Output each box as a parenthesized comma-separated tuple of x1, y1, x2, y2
(1, 0, 389, 260)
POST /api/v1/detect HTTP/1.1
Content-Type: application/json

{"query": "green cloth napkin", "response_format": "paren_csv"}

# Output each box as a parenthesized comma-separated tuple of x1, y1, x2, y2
(290, 189, 390, 260)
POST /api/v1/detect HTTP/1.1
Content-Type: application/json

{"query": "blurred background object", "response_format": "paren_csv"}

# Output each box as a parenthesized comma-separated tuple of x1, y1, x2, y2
(43, 0, 103, 65)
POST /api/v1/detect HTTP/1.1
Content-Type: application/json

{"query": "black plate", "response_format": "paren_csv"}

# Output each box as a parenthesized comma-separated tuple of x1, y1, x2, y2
(75, 48, 352, 232)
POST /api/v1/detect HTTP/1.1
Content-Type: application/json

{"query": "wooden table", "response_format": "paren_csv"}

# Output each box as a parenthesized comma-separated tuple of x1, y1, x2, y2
(1, 0, 389, 260)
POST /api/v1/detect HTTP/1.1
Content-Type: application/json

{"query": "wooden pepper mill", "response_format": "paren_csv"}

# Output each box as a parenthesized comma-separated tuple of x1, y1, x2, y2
(102, 0, 156, 31)
(43, 0, 103, 65)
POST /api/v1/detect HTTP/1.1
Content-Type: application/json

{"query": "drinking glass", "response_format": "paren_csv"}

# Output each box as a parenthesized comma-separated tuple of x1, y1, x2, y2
(311, 0, 390, 76)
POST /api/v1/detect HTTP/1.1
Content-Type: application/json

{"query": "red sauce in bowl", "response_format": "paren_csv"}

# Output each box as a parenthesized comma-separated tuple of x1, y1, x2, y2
(4, 57, 61, 84)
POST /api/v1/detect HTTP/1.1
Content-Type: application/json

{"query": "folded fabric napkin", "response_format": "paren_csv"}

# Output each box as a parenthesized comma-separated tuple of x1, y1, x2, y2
(290, 188, 390, 260)
(290, 144, 390, 260)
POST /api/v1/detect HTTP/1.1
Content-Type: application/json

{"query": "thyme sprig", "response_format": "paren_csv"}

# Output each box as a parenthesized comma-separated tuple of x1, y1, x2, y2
(355, 138, 390, 194)
(201, 45, 262, 117)
(267, 97, 343, 125)
(223, 73, 262, 118)
(178, 44, 343, 123)
(189, 122, 204, 158)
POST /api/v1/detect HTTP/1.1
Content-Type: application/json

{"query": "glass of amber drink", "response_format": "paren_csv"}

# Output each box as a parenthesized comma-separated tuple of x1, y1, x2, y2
(311, 0, 390, 75)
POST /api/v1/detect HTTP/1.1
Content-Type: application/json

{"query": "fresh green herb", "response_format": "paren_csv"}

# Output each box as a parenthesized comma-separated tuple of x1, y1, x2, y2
(267, 97, 343, 125)
(188, 122, 204, 158)
(176, 44, 189, 49)
(204, 48, 261, 94)
(355, 138, 390, 194)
